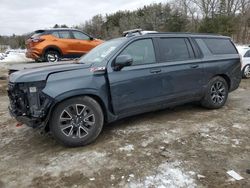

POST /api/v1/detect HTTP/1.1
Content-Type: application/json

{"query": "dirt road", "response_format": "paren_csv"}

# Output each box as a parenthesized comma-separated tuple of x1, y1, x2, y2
(0, 67, 249, 187)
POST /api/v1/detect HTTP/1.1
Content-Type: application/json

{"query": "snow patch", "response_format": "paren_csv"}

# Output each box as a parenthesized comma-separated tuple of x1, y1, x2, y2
(141, 137, 154, 147)
(119, 144, 134, 152)
(0, 51, 33, 66)
(197, 174, 206, 179)
(129, 162, 196, 188)
(233, 124, 242, 129)
(232, 139, 240, 145)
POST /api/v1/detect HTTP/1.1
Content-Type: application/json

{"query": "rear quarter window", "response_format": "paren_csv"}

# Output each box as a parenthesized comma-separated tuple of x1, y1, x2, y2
(31, 30, 45, 38)
(202, 38, 237, 55)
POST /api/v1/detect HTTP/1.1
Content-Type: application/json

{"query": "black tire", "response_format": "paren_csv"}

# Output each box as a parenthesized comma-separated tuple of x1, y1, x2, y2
(50, 96, 104, 147)
(45, 50, 60, 62)
(242, 64, 250, 79)
(201, 76, 228, 109)
(35, 58, 44, 63)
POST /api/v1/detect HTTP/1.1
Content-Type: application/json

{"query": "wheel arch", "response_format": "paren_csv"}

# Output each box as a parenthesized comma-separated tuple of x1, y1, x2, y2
(45, 92, 109, 132)
(42, 45, 63, 58)
(214, 74, 231, 90)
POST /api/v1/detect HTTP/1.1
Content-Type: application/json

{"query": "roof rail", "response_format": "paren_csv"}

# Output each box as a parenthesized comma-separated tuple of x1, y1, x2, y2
(148, 32, 222, 36)
(123, 29, 143, 37)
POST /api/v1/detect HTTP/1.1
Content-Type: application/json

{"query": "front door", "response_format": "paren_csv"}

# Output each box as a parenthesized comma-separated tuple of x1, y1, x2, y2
(107, 38, 163, 115)
(71, 31, 96, 54)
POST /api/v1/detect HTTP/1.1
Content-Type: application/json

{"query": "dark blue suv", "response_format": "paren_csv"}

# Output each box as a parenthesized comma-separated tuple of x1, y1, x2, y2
(8, 30, 242, 146)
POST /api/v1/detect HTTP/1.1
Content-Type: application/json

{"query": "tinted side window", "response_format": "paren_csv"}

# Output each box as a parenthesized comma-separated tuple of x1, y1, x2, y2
(72, 31, 89, 40)
(158, 38, 193, 62)
(51, 31, 60, 38)
(202, 38, 237, 55)
(244, 50, 250, 57)
(58, 31, 71, 39)
(120, 39, 156, 65)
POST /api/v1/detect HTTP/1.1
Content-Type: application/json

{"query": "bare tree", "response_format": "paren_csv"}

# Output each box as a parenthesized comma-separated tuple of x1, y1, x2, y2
(191, 0, 220, 17)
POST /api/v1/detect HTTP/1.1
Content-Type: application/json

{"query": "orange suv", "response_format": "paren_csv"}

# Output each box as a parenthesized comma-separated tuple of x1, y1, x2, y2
(26, 28, 103, 62)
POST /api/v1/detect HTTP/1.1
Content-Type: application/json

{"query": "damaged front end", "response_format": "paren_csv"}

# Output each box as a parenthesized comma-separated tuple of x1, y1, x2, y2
(8, 81, 53, 128)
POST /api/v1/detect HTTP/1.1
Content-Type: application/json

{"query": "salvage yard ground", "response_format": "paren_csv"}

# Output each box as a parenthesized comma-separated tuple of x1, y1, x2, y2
(0, 66, 249, 188)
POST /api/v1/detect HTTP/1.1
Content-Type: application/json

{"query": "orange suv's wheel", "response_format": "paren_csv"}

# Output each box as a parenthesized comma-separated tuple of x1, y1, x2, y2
(45, 50, 60, 62)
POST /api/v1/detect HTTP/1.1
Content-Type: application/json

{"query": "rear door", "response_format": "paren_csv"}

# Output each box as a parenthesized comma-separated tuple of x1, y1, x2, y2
(56, 30, 79, 54)
(155, 37, 204, 101)
(107, 38, 163, 115)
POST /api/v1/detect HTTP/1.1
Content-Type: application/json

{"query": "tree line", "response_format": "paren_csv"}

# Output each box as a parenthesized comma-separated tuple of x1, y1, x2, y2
(78, 0, 250, 43)
(0, 0, 249, 50)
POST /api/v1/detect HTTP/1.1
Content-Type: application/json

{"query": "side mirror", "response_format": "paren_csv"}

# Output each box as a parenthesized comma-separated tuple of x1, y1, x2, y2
(114, 55, 133, 71)
(89, 36, 94, 40)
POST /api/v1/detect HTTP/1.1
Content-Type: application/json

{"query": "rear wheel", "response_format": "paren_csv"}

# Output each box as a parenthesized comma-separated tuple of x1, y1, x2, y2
(201, 76, 228, 109)
(50, 96, 104, 147)
(45, 50, 60, 62)
(243, 64, 250, 78)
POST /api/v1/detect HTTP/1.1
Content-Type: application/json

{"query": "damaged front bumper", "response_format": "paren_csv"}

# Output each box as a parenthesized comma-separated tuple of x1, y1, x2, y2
(8, 106, 41, 127)
(8, 81, 53, 128)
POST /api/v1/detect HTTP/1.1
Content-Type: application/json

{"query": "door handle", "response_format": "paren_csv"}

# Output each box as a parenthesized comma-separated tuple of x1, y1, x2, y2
(190, 64, 199, 68)
(150, 69, 161, 73)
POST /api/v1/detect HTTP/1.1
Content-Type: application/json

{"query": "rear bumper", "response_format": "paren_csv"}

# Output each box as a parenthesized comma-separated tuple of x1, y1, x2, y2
(26, 49, 42, 60)
(229, 66, 242, 92)
(230, 76, 241, 92)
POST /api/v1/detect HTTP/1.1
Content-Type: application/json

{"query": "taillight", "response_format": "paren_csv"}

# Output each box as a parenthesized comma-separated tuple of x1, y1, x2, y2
(31, 37, 45, 43)
(239, 54, 243, 69)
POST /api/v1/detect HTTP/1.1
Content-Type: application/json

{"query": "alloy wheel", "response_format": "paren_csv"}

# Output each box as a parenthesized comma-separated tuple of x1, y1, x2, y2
(59, 104, 95, 139)
(47, 53, 59, 62)
(244, 65, 250, 78)
(210, 81, 226, 104)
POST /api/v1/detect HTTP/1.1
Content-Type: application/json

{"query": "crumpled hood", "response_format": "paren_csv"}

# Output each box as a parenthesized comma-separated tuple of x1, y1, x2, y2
(9, 63, 92, 83)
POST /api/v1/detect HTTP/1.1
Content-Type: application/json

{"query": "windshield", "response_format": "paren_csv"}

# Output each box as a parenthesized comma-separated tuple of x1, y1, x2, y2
(79, 38, 126, 64)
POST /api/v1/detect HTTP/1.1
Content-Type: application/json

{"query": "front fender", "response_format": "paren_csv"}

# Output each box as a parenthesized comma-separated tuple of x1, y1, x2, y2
(42, 68, 117, 123)
(48, 88, 116, 123)
(54, 88, 108, 107)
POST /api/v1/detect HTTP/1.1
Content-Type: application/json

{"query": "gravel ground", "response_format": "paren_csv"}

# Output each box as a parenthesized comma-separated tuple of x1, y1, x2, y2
(0, 67, 249, 188)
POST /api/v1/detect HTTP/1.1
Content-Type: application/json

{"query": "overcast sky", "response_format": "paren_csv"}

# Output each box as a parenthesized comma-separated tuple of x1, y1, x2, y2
(0, 0, 164, 36)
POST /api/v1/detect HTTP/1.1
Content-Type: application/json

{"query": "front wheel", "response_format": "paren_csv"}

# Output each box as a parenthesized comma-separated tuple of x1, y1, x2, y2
(201, 76, 228, 109)
(50, 96, 104, 147)
(242, 64, 250, 78)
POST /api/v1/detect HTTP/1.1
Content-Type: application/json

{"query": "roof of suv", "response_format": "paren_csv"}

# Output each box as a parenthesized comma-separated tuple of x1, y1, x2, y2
(32, 28, 92, 38)
(34, 28, 82, 33)
(135, 32, 230, 39)
(123, 29, 230, 39)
